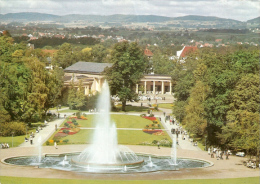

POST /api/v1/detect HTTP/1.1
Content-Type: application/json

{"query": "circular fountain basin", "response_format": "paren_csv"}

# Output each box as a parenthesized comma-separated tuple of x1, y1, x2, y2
(3, 153, 212, 174)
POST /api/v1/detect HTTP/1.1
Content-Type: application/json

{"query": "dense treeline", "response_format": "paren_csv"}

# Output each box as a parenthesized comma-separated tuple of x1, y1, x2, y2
(172, 47, 259, 159)
(0, 31, 64, 132)
(29, 37, 100, 49)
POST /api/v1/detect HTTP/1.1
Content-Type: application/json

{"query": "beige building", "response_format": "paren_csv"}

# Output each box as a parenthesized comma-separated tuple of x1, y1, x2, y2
(64, 61, 172, 95)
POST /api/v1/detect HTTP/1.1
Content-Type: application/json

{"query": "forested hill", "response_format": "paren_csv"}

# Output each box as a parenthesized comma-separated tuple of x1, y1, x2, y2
(61, 14, 172, 23)
(0, 12, 60, 21)
(247, 16, 260, 24)
(0, 12, 251, 23)
(174, 15, 241, 23)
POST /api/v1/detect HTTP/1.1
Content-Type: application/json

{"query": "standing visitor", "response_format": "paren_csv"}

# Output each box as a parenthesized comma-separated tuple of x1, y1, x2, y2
(157, 142, 160, 149)
(30, 136, 33, 145)
(216, 149, 219, 160)
(225, 151, 229, 160)
(208, 147, 211, 155)
(54, 142, 57, 149)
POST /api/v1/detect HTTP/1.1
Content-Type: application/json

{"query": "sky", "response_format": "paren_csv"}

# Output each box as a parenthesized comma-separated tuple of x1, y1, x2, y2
(0, 0, 259, 21)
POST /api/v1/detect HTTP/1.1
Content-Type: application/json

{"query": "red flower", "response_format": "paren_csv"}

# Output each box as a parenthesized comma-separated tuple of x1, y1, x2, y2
(143, 116, 157, 121)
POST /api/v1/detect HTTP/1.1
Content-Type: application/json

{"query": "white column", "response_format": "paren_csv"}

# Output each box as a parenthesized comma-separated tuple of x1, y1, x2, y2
(153, 81, 156, 94)
(98, 78, 101, 92)
(136, 84, 139, 94)
(162, 81, 165, 94)
(144, 81, 147, 94)
(170, 81, 172, 94)
(84, 86, 90, 95)
(92, 78, 96, 93)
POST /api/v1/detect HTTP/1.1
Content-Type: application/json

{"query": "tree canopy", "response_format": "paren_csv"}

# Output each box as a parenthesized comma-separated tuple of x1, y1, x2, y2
(105, 41, 149, 111)
(172, 47, 259, 158)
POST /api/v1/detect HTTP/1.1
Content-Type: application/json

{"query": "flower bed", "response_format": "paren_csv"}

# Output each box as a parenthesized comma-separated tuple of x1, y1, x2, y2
(143, 116, 157, 121)
(60, 127, 70, 130)
(54, 132, 68, 137)
(69, 116, 77, 119)
(142, 129, 162, 134)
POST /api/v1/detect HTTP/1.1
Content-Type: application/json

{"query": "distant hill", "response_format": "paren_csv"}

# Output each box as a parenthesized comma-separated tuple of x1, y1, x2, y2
(1, 12, 257, 29)
(174, 15, 241, 23)
(247, 16, 260, 24)
(57, 14, 172, 23)
(2, 12, 60, 21)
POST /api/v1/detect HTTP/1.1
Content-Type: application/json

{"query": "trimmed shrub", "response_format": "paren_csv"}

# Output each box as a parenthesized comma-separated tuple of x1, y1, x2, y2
(76, 112, 81, 119)
(63, 129, 70, 134)
(63, 139, 69, 143)
(152, 140, 158, 144)
(0, 122, 26, 136)
(72, 118, 77, 123)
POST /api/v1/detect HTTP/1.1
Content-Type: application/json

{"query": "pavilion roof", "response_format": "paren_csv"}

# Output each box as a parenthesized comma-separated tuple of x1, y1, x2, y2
(64, 61, 112, 74)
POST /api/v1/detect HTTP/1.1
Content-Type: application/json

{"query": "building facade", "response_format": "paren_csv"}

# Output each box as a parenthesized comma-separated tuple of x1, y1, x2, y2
(64, 61, 172, 95)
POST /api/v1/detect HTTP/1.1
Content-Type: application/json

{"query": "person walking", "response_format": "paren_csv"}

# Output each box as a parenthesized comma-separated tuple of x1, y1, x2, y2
(157, 142, 160, 149)
(226, 151, 229, 160)
(54, 142, 57, 149)
(30, 136, 33, 145)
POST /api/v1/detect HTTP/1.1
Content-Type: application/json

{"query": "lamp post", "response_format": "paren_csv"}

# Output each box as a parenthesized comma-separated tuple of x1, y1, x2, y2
(12, 132, 14, 147)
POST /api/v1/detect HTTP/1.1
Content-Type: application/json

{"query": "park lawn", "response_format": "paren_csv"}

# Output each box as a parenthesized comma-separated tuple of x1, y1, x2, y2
(117, 130, 171, 145)
(49, 106, 68, 110)
(0, 122, 45, 147)
(58, 109, 86, 113)
(158, 103, 173, 109)
(0, 135, 25, 147)
(47, 114, 168, 145)
(0, 176, 259, 184)
(64, 114, 161, 129)
(48, 129, 171, 146)
(115, 105, 150, 112)
(111, 114, 157, 128)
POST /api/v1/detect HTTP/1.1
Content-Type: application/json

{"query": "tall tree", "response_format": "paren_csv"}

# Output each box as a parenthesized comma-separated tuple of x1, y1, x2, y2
(105, 41, 148, 111)
(52, 43, 76, 69)
(67, 80, 86, 110)
(220, 73, 259, 157)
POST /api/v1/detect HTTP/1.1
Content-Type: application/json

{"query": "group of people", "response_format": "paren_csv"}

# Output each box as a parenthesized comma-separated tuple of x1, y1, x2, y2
(1, 143, 9, 149)
(208, 147, 230, 160)
(246, 160, 257, 169)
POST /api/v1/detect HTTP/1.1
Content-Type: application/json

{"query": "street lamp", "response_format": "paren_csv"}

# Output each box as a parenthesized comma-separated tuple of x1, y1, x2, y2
(12, 132, 14, 147)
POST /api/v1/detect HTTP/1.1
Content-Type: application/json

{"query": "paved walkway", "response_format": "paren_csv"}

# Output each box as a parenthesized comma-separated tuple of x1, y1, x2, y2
(0, 145, 258, 180)
(19, 108, 74, 147)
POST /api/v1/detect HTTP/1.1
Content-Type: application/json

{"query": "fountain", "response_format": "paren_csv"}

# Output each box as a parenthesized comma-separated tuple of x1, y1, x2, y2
(170, 134, 177, 165)
(3, 81, 212, 173)
(71, 81, 144, 169)
(37, 136, 42, 163)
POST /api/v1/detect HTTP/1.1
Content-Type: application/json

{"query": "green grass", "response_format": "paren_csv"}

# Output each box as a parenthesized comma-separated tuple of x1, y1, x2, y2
(117, 129, 170, 145)
(115, 105, 150, 112)
(58, 109, 84, 113)
(49, 106, 68, 110)
(0, 122, 45, 147)
(63, 114, 160, 129)
(47, 114, 171, 145)
(0, 135, 25, 147)
(158, 103, 173, 109)
(58, 105, 150, 113)
(0, 176, 259, 184)
(48, 129, 171, 145)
